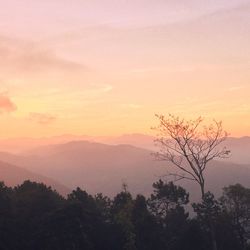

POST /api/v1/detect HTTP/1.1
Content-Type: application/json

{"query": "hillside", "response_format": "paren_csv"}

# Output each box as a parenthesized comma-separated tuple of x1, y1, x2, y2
(0, 160, 70, 196)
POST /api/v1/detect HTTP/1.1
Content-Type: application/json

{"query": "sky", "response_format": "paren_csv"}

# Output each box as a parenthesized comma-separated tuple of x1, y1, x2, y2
(0, 0, 250, 138)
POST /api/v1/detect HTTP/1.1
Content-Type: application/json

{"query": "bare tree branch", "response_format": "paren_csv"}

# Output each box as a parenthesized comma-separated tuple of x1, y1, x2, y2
(153, 114, 230, 199)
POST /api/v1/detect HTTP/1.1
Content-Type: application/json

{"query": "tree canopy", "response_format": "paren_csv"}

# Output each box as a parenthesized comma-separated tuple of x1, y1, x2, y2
(0, 180, 249, 250)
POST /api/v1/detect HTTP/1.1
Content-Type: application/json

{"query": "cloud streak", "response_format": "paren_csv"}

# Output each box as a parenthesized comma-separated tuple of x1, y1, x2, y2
(29, 112, 57, 125)
(228, 86, 246, 92)
(0, 35, 86, 75)
(122, 103, 143, 109)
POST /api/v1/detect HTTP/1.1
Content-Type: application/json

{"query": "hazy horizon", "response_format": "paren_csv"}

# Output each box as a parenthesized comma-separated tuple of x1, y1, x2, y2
(1, 132, 250, 139)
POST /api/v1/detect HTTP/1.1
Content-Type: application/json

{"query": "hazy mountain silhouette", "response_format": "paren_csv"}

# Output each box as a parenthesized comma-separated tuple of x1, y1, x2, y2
(0, 133, 155, 153)
(1, 134, 250, 165)
(0, 134, 92, 153)
(101, 134, 250, 164)
(0, 140, 249, 200)
(0, 160, 70, 196)
(223, 137, 250, 164)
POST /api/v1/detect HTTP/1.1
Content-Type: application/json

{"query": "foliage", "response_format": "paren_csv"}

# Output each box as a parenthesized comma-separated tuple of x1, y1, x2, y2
(0, 180, 248, 250)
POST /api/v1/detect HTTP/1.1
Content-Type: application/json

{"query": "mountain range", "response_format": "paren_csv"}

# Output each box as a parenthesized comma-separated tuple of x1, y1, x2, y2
(0, 136, 249, 201)
(0, 133, 250, 164)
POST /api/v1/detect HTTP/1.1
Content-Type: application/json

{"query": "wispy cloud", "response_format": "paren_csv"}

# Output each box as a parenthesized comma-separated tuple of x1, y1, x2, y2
(122, 103, 143, 109)
(20, 84, 113, 98)
(0, 35, 86, 74)
(228, 86, 246, 92)
(29, 112, 57, 125)
(96, 84, 113, 93)
(0, 93, 17, 114)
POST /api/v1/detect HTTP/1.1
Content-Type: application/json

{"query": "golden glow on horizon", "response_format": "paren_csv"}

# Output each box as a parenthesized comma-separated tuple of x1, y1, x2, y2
(0, 0, 250, 138)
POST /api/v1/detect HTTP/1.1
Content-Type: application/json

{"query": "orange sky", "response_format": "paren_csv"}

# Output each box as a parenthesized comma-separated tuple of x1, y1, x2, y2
(0, 0, 250, 138)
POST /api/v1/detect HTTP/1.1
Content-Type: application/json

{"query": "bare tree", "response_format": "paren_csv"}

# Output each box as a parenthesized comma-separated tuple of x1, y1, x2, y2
(153, 114, 230, 250)
(153, 114, 230, 199)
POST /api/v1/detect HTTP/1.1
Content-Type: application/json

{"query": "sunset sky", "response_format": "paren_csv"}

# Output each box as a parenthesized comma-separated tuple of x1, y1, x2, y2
(0, 0, 250, 138)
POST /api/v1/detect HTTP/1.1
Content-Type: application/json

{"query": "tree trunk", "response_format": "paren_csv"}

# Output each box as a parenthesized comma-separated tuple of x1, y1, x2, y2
(200, 182, 218, 250)
(200, 183, 205, 200)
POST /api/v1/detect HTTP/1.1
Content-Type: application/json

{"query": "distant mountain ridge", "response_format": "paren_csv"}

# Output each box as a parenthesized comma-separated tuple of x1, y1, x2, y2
(0, 133, 155, 153)
(0, 133, 250, 164)
(0, 140, 249, 201)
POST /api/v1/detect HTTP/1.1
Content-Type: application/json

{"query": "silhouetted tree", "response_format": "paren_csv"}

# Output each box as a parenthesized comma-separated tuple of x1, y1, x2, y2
(193, 192, 221, 250)
(111, 190, 137, 250)
(193, 191, 245, 250)
(153, 114, 230, 198)
(132, 195, 160, 250)
(220, 184, 250, 249)
(68, 187, 112, 250)
(33, 203, 94, 250)
(149, 180, 189, 218)
(153, 114, 230, 250)
(0, 182, 14, 249)
(148, 180, 189, 250)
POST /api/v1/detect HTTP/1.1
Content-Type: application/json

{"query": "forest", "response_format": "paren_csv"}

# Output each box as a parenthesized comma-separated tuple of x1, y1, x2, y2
(0, 179, 249, 250)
